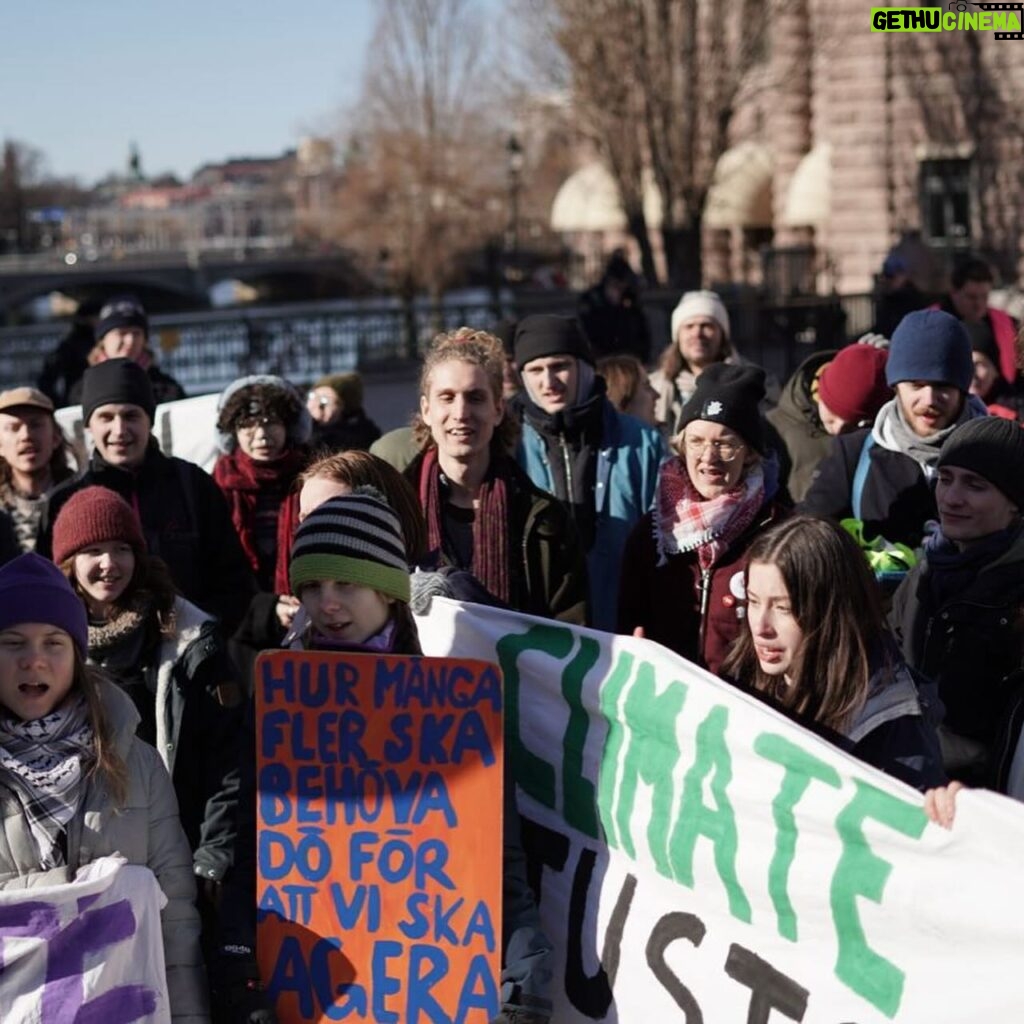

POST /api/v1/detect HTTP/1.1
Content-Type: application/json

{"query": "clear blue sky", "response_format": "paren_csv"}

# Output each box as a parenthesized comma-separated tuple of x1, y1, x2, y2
(0, 0, 379, 185)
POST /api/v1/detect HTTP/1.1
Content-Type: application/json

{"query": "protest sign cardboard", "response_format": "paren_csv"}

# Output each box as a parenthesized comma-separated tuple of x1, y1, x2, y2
(255, 650, 504, 1023)
(416, 598, 1024, 1023)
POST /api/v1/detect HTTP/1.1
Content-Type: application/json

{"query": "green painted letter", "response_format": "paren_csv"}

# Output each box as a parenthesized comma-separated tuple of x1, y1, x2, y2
(754, 732, 842, 941)
(495, 625, 574, 811)
(830, 779, 928, 1017)
(669, 705, 751, 923)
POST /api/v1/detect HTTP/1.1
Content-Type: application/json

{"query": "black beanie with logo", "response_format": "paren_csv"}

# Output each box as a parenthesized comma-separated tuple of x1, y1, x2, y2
(675, 363, 767, 453)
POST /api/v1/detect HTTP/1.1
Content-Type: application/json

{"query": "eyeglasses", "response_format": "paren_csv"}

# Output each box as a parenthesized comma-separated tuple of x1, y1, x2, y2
(682, 436, 745, 462)
(237, 416, 283, 432)
(307, 392, 335, 409)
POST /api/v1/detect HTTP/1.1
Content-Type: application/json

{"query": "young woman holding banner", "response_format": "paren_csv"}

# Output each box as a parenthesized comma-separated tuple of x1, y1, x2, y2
(722, 514, 947, 793)
(0, 552, 208, 1019)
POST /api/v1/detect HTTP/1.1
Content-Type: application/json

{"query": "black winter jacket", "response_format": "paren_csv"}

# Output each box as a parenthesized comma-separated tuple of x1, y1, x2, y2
(88, 597, 242, 880)
(890, 526, 1024, 790)
(38, 441, 258, 633)
(800, 427, 936, 548)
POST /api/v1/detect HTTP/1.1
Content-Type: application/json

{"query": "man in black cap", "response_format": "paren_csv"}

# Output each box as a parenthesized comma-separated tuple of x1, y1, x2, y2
(68, 295, 187, 406)
(38, 359, 256, 633)
(514, 314, 666, 630)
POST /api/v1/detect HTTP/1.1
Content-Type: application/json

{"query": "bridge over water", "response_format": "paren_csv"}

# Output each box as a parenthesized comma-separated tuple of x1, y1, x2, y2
(0, 246, 368, 320)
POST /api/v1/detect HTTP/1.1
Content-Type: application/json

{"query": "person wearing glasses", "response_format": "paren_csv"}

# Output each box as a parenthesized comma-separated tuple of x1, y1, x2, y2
(618, 363, 788, 674)
(213, 375, 312, 592)
(305, 372, 382, 453)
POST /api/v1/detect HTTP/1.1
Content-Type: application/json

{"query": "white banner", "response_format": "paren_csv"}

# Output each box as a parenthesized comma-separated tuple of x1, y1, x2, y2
(416, 599, 1024, 1023)
(0, 856, 170, 1024)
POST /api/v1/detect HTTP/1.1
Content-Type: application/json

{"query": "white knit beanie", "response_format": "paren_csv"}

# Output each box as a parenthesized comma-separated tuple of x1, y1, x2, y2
(670, 290, 730, 343)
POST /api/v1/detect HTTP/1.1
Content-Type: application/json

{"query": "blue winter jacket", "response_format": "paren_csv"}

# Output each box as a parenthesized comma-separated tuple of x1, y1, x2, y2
(517, 398, 666, 630)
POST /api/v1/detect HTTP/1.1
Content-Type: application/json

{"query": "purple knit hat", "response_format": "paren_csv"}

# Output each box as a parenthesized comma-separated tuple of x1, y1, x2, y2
(0, 553, 88, 656)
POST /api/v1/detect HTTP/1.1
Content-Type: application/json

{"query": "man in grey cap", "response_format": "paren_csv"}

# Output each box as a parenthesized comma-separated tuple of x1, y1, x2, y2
(0, 386, 77, 552)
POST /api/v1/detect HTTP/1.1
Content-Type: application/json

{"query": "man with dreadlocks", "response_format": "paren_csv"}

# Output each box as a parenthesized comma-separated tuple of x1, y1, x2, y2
(408, 327, 589, 625)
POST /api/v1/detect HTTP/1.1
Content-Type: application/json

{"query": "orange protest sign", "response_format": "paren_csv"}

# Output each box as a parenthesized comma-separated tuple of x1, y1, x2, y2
(255, 650, 504, 1023)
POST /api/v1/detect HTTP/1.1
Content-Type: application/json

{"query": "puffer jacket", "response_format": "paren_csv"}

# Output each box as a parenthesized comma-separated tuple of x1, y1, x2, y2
(765, 351, 835, 503)
(0, 680, 208, 1021)
(890, 524, 1024, 791)
(87, 597, 241, 882)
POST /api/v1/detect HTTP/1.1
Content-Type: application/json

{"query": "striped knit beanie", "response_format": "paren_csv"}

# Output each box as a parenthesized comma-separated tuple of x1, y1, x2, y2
(289, 491, 410, 603)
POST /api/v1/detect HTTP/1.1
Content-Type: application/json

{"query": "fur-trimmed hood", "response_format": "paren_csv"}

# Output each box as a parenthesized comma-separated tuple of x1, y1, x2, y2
(215, 374, 313, 454)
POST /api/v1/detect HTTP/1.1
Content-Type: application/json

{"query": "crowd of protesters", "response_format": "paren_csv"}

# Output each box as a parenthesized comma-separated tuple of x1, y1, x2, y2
(0, 254, 1021, 1021)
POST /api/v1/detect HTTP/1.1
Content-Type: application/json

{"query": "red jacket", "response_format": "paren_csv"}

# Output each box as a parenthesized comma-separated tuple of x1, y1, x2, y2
(930, 303, 1019, 382)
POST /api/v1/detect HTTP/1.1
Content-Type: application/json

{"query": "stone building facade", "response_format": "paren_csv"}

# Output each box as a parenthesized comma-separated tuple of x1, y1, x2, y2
(552, 0, 1024, 296)
(738, 0, 1024, 293)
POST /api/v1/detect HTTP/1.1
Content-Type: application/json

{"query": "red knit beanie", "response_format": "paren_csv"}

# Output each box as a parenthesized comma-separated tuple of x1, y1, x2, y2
(817, 345, 892, 426)
(52, 486, 147, 565)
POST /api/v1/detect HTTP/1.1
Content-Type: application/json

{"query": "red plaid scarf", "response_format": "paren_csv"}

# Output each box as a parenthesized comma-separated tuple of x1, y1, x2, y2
(654, 456, 765, 572)
(418, 447, 512, 605)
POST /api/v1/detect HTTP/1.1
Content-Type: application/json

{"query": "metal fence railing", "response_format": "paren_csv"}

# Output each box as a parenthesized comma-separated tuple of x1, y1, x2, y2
(0, 290, 878, 396)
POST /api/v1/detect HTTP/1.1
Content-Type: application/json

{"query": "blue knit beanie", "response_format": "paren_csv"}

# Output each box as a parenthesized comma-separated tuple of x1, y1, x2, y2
(0, 553, 88, 656)
(886, 310, 973, 391)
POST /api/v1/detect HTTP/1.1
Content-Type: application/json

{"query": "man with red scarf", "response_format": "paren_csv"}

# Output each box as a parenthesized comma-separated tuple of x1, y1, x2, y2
(407, 328, 589, 625)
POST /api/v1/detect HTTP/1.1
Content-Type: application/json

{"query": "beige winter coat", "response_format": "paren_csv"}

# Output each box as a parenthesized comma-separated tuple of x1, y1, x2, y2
(0, 680, 209, 1022)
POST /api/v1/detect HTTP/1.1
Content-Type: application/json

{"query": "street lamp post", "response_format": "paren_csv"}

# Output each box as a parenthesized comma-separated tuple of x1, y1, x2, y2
(505, 134, 524, 259)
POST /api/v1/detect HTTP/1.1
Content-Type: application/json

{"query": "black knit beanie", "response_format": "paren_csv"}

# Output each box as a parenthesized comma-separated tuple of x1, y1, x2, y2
(675, 363, 767, 453)
(81, 358, 157, 424)
(938, 416, 1024, 510)
(513, 315, 593, 368)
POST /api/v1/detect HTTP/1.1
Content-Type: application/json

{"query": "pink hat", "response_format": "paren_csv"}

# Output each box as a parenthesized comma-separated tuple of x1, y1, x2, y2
(818, 345, 891, 426)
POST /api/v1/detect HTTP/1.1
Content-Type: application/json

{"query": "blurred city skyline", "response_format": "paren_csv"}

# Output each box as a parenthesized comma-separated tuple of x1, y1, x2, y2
(0, 0, 383, 185)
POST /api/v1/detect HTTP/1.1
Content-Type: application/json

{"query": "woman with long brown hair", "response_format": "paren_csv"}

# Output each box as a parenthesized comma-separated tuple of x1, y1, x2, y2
(722, 514, 945, 789)
(0, 551, 207, 1017)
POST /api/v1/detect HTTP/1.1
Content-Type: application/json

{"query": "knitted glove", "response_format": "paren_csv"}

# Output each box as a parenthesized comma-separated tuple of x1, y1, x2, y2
(212, 946, 278, 1024)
